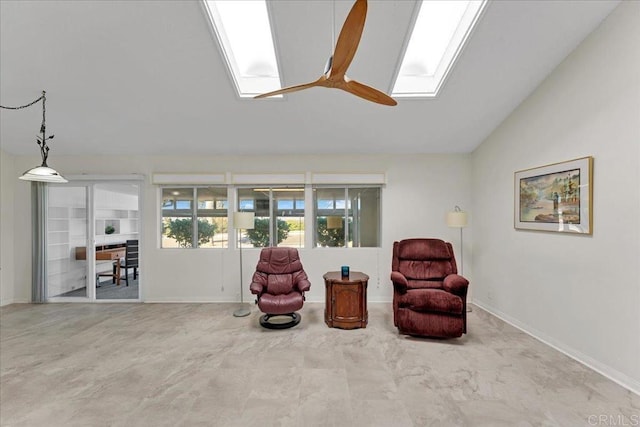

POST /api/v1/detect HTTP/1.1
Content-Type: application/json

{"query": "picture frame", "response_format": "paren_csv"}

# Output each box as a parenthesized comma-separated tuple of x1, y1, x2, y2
(515, 156, 593, 234)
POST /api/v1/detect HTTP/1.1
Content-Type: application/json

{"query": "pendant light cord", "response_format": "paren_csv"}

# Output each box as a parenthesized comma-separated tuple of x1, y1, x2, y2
(0, 92, 45, 110)
(1, 91, 53, 167)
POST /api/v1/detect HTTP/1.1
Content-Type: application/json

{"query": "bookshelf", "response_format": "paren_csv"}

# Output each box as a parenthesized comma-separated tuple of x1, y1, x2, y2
(95, 208, 139, 245)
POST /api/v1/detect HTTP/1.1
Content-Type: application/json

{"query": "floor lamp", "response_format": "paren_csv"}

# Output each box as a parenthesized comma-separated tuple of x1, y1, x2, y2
(233, 211, 254, 317)
(446, 206, 471, 312)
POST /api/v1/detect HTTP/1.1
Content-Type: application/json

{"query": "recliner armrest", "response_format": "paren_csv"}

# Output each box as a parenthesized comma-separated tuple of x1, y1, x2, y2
(391, 271, 409, 293)
(249, 281, 264, 295)
(297, 279, 311, 293)
(250, 271, 267, 295)
(443, 274, 469, 295)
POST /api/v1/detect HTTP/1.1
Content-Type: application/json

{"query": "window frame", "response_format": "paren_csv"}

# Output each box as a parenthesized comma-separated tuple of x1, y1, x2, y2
(159, 183, 382, 250)
(236, 186, 306, 249)
(313, 185, 382, 248)
(160, 186, 229, 249)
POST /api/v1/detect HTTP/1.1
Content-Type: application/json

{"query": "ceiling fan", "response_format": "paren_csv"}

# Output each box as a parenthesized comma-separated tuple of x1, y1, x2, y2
(255, 0, 397, 106)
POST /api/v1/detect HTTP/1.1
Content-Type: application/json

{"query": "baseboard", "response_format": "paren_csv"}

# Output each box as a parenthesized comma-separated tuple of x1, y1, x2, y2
(474, 300, 640, 396)
(145, 298, 242, 303)
(0, 298, 30, 307)
(143, 300, 394, 305)
(143, 298, 394, 304)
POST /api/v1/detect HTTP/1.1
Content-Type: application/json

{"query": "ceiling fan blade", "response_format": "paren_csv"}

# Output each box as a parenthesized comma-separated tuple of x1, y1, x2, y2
(254, 79, 323, 99)
(330, 0, 367, 80)
(342, 79, 397, 106)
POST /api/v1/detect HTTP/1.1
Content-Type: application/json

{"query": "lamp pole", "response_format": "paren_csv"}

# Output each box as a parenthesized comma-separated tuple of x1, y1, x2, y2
(233, 211, 254, 317)
(459, 226, 464, 277)
(446, 205, 471, 312)
(233, 226, 250, 317)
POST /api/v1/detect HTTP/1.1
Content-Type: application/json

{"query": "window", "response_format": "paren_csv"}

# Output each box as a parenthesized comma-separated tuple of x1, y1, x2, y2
(237, 187, 305, 248)
(314, 187, 380, 247)
(161, 187, 228, 248)
(160, 182, 380, 249)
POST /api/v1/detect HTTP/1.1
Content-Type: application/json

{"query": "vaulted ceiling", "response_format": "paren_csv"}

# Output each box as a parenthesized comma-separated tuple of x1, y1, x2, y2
(0, 0, 619, 156)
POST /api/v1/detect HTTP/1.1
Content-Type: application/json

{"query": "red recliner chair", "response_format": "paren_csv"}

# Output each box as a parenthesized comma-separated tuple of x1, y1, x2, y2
(250, 247, 311, 329)
(391, 238, 469, 338)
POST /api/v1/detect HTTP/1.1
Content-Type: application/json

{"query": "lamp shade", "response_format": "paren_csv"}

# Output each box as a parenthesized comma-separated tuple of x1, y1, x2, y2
(326, 216, 343, 229)
(233, 211, 255, 230)
(19, 166, 68, 183)
(446, 210, 468, 228)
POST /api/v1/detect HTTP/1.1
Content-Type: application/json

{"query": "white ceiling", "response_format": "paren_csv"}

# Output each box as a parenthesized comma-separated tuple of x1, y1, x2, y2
(0, 0, 619, 156)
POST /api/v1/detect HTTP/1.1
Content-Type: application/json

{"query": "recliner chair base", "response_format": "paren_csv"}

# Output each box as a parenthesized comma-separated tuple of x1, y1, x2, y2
(259, 313, 301, 329)
(395, 308, 464, 338)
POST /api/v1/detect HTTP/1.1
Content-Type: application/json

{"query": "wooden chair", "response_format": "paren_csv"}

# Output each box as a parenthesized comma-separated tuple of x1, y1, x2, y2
(113, 239, 139, 286)
(96, 269, 116, 288)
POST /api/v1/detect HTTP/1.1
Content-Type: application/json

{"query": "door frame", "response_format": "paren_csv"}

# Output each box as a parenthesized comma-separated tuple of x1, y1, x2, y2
(45, 174, 144, 303)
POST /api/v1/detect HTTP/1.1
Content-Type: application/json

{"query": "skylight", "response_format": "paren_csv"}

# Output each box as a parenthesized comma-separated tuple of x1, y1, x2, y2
(203, 0, 281, 98)
(392, 0, 486, 98)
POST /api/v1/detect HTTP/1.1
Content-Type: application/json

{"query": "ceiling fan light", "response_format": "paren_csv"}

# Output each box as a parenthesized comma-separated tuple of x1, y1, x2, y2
(19, 165, 68, 183)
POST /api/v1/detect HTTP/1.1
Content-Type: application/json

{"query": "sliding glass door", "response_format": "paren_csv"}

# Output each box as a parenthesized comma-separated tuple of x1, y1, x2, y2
(94, 183, 140, 300)
(45, 180, 141, 301)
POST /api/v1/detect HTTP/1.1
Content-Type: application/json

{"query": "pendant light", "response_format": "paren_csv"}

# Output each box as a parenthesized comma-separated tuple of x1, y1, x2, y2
(1, 90, 67, 183)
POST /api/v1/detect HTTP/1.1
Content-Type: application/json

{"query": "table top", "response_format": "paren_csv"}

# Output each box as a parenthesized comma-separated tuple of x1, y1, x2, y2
(323, 271, 369, 283)
(75, 244, 126, 261)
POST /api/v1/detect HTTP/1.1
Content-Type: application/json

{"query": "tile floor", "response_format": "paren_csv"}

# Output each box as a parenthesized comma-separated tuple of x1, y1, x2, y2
(1, 303, 638, 426)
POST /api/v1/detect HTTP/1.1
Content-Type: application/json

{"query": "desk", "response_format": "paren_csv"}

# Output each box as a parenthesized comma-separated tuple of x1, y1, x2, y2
(75, 244, 126, 285)
(323, 271, 369, 329)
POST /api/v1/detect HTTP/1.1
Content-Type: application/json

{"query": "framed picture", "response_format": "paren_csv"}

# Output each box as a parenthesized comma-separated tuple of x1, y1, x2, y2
(515, 156, 593, 234)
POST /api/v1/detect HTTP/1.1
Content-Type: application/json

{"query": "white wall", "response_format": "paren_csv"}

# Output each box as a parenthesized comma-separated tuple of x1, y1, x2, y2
(1, 149, 17, 305)
(472, 1, 640, 393)
(8, 153, 471, 304)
